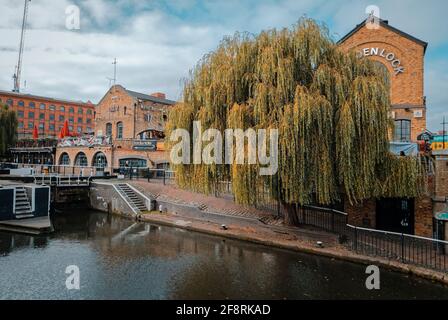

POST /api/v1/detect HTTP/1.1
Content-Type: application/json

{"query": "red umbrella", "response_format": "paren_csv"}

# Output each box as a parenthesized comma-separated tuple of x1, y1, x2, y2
(58, 127, 65, 139)
(32, 125, 39, 140)
(62, 120, 70, 137)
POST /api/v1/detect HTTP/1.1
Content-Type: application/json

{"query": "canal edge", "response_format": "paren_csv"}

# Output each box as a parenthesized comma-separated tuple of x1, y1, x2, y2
(134, 212, 448, 286)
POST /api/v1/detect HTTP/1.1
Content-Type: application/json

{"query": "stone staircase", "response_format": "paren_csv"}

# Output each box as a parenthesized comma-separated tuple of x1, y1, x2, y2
(14, 187, 33, 219)
(115, 183, 148, 214)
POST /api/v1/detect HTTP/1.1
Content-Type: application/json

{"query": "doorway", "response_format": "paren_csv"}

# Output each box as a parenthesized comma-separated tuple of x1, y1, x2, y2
(376, 198, 414, 234)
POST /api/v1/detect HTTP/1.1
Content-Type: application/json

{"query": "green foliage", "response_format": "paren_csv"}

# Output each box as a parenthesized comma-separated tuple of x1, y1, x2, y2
(166, 18, 426, 206)
(0, 104, 18, 158)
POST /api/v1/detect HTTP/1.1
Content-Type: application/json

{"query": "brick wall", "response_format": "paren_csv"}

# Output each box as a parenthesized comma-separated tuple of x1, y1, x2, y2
(345, 199, 376, 228)
(414, 196, 433, 237)
(95, 85, 173, 140)
(338, 22, 426, 141)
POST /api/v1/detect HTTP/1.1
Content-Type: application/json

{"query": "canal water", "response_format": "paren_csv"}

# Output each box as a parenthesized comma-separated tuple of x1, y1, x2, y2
(1, 210, 448, 300)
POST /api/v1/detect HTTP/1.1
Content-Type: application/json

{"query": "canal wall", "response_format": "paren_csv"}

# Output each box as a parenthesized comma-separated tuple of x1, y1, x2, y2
(89, 182, 136, 217)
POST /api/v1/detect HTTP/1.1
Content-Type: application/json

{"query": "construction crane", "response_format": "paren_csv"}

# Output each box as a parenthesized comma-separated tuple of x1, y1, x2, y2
(12, 0, 31, 93)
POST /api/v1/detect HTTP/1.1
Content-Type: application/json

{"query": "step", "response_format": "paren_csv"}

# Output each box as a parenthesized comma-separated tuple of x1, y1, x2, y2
(15, 214, 35, 219)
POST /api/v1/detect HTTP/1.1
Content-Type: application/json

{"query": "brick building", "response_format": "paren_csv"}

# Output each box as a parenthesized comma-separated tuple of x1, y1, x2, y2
(0, 89, 95, 164)
(337, 18, 446, 238)
(338, 18, 427, 142)
(55, 85, 175, 171)
(0, 89, 95, 139)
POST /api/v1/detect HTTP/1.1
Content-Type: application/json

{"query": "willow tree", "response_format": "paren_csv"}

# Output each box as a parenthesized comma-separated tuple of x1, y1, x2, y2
(166, 18, 425, 223)
(0, 104, 18, 158)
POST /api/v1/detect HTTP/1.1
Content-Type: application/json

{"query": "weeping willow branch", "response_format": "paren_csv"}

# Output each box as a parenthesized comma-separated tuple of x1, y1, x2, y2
(166, 17, 426, 208)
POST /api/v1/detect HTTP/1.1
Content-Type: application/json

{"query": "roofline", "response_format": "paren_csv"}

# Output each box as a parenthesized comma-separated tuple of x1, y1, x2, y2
(125, 89, 176, 105)
(96, 85, 177, 107)
(337, 18, 428, 54)
(0, 89, 94, 107)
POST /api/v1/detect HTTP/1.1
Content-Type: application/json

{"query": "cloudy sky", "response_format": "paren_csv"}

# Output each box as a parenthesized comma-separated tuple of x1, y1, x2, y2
(0, 0, 446, 130)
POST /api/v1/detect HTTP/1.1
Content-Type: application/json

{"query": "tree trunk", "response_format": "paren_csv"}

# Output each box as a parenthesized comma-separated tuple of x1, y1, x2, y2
(281, 201, 300, 226)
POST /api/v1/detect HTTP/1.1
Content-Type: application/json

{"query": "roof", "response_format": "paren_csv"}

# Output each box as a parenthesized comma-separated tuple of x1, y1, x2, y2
(0, 89, 94, 107)
(125, 89, 176, 105)
(337, 18, 428, 53)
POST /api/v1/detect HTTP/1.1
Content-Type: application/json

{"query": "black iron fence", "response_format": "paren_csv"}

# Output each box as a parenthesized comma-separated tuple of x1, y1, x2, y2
(298, 206, 448, 273)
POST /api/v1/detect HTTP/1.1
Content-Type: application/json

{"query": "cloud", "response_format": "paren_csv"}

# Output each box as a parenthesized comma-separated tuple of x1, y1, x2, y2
(0, 0, 446, 131)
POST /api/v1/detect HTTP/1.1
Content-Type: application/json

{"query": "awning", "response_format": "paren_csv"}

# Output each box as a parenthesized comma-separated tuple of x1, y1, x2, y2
(435, 212, 448, 221)
(389, 142, 418, 156)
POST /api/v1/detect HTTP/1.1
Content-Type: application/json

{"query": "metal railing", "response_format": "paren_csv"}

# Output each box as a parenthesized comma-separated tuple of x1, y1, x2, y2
(298, 206, 448, 273)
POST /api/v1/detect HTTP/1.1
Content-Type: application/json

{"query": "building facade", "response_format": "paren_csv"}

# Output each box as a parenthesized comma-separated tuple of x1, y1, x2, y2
(55, 85, 175, 171)
(337, 18, 442, 238)
(338, 18, 427, 142)
(0, 89, 95, 139)
(1, 89, 95, 164)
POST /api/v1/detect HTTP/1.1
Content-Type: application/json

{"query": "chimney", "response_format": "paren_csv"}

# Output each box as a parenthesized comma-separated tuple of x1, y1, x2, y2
(151, 92, 166, 99)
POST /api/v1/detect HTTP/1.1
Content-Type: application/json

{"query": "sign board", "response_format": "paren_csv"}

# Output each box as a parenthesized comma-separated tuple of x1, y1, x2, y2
(435, 212, 448, 221)
(358, 47, 404, 75)
(414, 109, 423, 118)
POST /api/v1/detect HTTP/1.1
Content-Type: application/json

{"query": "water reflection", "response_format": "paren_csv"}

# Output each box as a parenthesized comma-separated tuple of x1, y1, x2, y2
(0, 211, 447, 300)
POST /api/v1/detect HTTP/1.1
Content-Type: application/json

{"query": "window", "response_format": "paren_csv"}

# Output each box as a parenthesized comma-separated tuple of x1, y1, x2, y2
(87, 109, 92, 115)
(28, 121, 34, 129)
(78, 117, 83, 123)
(69, 126, 73, 131)
(6, 99, 13, 106)
(77, 127, 82, 133)
(40, 103, 46, 110)
(39, 123, 44, 130)
(49, 105, 55, 111)
(29, 102, 35, 108)
(18, 122, 24, 129)
(59, 115, 65, 121)
(49, 124, 55, 131)
(163, 114, 168, 122)
(372, 61, 391, 88)
(74, 152, 88, 167)
(394, 120, 411, 142)
(124, 106, 127, 115)
(69, 107, 74, 113)
(78, 108, 83, 114)
(28, 111, 35, 118)
(87, 127, 92, 132)
(93, 152, 108, 168)
(39, 113, 45, 120)
(86, 118, 91, 124)
(18, 100, 24, 107)
(116, 122, 123, 139)
(17, 111, 24, 118)
(49, 114, 55, 121)
(59, 153, 70, 165)
(106, 123, 112, 136)
(60, 106, 65, 112)
(69, 117, 74, 124)
(144, 114, 151, 122)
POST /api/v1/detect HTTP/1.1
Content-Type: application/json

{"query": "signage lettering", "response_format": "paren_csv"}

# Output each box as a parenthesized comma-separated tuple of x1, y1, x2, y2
(357, 47, 404, 75)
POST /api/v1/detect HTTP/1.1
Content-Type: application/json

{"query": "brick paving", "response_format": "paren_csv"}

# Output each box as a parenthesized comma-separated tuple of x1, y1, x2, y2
(129, 180, 279, 222)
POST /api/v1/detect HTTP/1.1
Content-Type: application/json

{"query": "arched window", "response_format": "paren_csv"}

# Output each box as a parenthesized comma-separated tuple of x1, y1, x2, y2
(29, 102, 35, 108)
(59, 153, 70, 165)
(39, 103, 46, 110)
(6, 99, 13, 106)
(372, 61, 390, 89)
(74, 152, 88, 167)
(394, 120, 411, 142)
(18, 100, 25, 107)
(106, 123, 112, 136)
(116, 121, 123, 139)
(60, 105, 65, 112)
(92, 152, 108, 168)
